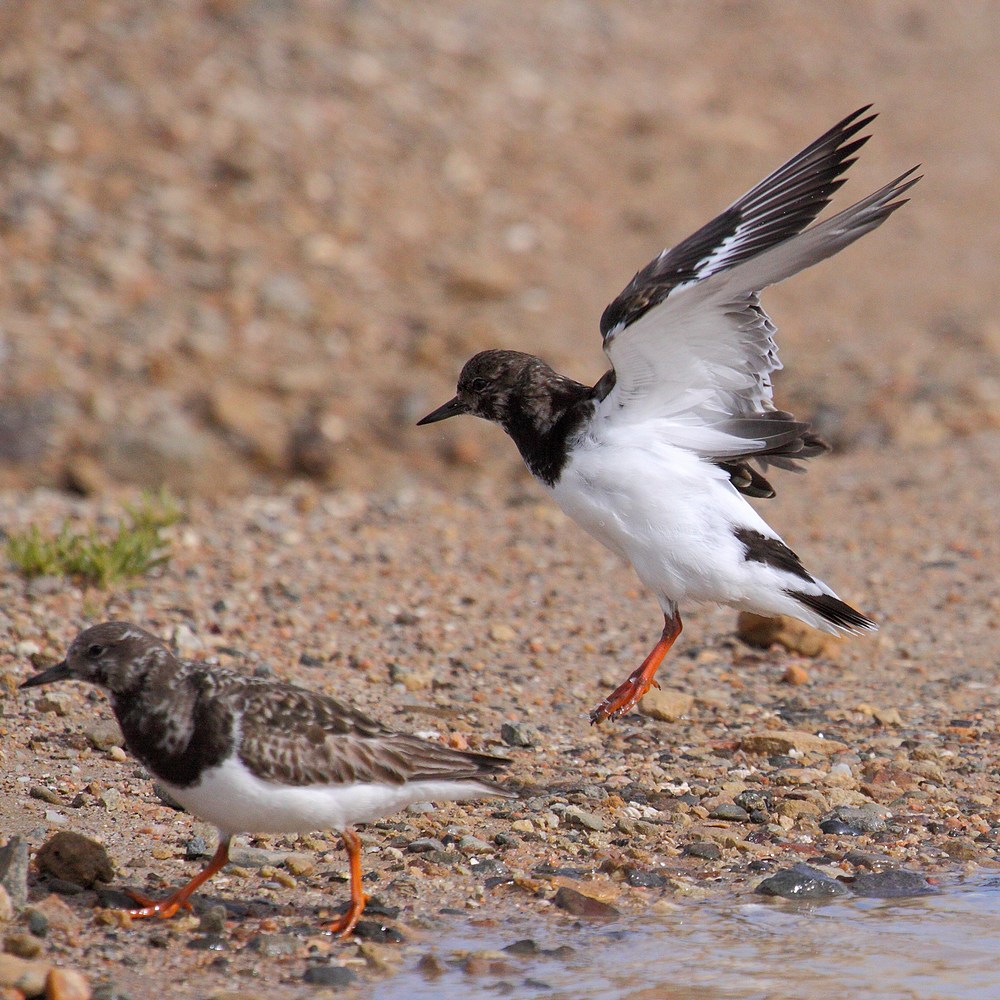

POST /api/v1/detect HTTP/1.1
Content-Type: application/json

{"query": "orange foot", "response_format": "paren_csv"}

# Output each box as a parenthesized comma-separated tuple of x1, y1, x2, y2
(322, 828, 368, 939)
(590, 608, 682, 725)
(122, 836, 232, 920)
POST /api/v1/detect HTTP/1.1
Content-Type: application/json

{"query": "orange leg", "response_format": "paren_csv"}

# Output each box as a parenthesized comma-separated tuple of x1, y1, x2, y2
(323, 828, 368, 938)
(126, 835, 232, 920)
(590, 607, 683, 724)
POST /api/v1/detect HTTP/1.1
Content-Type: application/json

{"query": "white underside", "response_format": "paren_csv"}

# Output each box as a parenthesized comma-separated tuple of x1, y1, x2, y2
(551, 423, 849, 632)
(162, 755, 501, 836)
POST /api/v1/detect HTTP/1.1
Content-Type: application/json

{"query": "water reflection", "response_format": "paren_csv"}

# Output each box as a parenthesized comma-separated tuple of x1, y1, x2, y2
(373, 875, 1000, 1000)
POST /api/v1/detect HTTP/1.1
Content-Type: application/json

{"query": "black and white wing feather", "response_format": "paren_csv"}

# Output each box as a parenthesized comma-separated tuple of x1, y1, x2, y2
(596, 107, 919, 468)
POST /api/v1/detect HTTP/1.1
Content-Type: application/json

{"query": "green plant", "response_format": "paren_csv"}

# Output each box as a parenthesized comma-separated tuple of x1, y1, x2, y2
(6, 491, 182, 588)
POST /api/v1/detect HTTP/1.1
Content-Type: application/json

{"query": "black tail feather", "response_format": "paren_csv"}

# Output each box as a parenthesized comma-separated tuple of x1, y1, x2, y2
(789, 590, 877, 633)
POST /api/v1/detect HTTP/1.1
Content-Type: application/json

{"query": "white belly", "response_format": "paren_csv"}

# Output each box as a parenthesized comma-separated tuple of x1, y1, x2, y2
(162, 756, 499, 836)
(550, 430, 783, 608)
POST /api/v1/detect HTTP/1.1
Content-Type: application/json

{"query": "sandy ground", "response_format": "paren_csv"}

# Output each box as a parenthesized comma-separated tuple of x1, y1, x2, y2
(2, 429, 999, 997)
(0, 2, 999, 998)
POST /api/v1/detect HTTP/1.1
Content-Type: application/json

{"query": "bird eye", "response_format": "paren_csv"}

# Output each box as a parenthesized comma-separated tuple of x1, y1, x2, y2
(469, 377, 488, 393)
(86, 644, 105, 658)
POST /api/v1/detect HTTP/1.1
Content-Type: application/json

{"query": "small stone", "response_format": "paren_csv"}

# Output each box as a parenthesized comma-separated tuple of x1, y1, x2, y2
(638, 688, 694, 722)
(756, 864, 850, 900)
(284, 854, 315, 877)
(98, 789, 121, 812)
(0, 953, 50, 995)
(30, 896, 81, 934)
(561, 807, 607, 832)
(820, 819, 861, 836)
(849, 870, 936, 898)
(782, 663, 810, 685)
(246, 934, 298, 957)
(740, 731, 848, 757)
(198, 906, 227, 934)
(24, 910, 48, 938)
(737, 613, 841, 658)
(624, 868, 667, 888)
(500, 722, 535, 748)
(0, 839, 29, 910)
(3, 932, 41, 958)
(489, 624, 516, 643)
(30, 787, 62, 805)
(510, 820, 534, 834)
(457, 836, 492, 854)
(152, 784, 184, 811)
(302, 965, 356, 987)
(683, 842, 722, 861)
(825, 803, 891, 834)
(553, 886, 619, 919)
(46, 967, 91, 1000)
(407, 838, 445, 854)
(35, 833, 114, 888)
(734, 789, 772, 814)
(417, 953, 446, 978)
(82, 722, 124, 751)
(708, 803, 749, 822)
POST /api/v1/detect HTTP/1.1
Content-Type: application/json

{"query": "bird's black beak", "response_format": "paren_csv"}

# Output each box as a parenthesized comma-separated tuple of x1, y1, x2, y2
(416, 395, 469, 426)
(20, 659, 71, 690)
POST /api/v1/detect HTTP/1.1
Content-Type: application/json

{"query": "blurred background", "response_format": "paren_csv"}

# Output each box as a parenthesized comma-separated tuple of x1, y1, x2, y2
(0, 0, 996, 498)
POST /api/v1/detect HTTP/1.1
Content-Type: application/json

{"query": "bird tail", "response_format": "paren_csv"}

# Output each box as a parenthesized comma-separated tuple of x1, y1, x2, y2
(788, 589, 878, 635)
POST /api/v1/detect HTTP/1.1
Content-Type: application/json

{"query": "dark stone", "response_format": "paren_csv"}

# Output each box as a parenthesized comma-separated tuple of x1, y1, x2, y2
(683, 841, 722, 861)
(299, 653, 324, 667)
(503, 939, 539, 956)
(848, 870, 937, 898)
(303, 965, 357, 987)
(96, 888, 137, 909)
(494, 833, 520, 848)
(407, 837, 446, 854)
(24, 908, 49, 937)
(756, 864, 850, 900)
(352, 920, 404, 943)
(45, 877, 85, 895)
(552, 886, 619, 919)
(624, 867, 667, 888)
(820, 819, 862, 836)
(824, 804, 890, 833)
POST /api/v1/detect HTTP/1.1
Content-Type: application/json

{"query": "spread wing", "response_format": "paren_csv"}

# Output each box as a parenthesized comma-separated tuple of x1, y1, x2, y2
(234, 679, 508, 787)
(596, 107, 919, 468)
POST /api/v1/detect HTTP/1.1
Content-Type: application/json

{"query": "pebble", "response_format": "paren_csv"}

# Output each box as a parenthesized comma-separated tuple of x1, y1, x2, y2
(756, 864, 851, 900)
(638, 688, 694, 722)
(849, 870, 937, 898)
(561, 807, 607, 832)
(3, 932, 42, 958)
(553, 886, 620, 919)
(0, 838, 30, 910)
(457, 836, 492, 854)
(683, 842, 722, 861)
(35, 833, 114, 889)
(302, 964, 357, 987)
(0, 953, 50, 996)
(82, 722, 124, 751)
(47, 967, 92, 1000)
(246, 934, 298, 957)
(500, 722, 535, 747)
(740, 731, 848, 756)
(407, 838, 446, 854)
(29, 786, 62, 805)
(824, 803, 891, 834)
(708, 803, 749, 822)
(198, 906, 227, 934)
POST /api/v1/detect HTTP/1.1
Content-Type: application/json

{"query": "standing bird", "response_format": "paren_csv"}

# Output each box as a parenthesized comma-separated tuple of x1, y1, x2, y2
(22, 621, 511, 935)
(419, 107, 918, 724)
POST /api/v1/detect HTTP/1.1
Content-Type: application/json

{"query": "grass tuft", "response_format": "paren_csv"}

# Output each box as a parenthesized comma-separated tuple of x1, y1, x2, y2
(6, 491, 182, 588)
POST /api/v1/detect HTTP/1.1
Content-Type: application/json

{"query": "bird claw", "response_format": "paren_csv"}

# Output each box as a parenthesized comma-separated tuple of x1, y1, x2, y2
(124, 887, 192, 920)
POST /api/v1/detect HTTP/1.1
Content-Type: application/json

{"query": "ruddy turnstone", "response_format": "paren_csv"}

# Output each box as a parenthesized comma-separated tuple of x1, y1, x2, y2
(419, 107, 919, 724)
(22, 621, 511, 935)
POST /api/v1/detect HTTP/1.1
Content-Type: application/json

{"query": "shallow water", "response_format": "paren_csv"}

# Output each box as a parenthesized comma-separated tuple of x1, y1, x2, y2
(373, 875, 1000, 1000)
